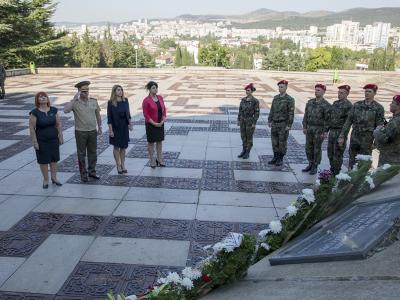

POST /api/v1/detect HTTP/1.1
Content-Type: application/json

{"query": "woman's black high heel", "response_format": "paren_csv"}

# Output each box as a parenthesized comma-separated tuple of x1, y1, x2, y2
(51, 179, 62, 186)
(156, 159, 166, 167)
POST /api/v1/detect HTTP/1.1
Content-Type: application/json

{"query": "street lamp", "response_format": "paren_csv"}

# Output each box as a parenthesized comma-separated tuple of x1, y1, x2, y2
(134, 45, 139, 68)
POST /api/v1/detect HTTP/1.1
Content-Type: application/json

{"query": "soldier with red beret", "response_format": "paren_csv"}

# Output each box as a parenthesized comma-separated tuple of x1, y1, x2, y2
(373, 95, 400, 166)
(302, 84, 331, 175)
(327, 85, 353, 175)
(237, 83, 260, 159)
(339, 84, 385, 169)
(267, 80, 295, 166)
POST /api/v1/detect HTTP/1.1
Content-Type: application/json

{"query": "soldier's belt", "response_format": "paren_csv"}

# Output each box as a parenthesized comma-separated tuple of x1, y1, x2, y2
(272, 120, 287, 123)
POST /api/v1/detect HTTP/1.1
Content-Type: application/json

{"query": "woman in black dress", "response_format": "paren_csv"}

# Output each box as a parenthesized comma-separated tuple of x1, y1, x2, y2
(29, 92, 64, 188)
(142, 81, 167, 168)
(107, 85, 133, 174)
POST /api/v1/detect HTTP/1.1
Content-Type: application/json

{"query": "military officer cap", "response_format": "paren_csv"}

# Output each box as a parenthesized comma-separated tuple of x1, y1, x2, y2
(338, 85, 351, 92)
(244, 83, 256, 91)
(277, 80, 288, 86)
(393, 95, 400, 105)
(363, 84, 378, 92)
(315, 83, 326, 91)
(74, 80, 91, 89)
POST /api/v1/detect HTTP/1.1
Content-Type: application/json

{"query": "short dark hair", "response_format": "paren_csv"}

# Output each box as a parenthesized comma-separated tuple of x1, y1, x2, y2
(146, 81, 158, 90)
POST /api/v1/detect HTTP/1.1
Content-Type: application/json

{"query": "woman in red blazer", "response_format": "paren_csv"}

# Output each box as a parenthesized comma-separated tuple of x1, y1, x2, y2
(142, 81, 167, 168)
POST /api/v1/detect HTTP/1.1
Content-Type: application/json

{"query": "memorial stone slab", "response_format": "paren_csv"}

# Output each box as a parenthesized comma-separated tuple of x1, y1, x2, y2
(269, 197, 400, 265)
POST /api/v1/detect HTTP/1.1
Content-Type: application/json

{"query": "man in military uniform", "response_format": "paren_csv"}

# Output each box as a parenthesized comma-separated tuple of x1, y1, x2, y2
(0, 65, 6, 99)
(373, 95, 400, 166)
(327, 85, 353, 175)
(338, 84, 385, 169)
(64, 80, 102, 182)
(268, 80, 295, 166)
(302, 84, 331, 175)
(237, 83, 260, 159)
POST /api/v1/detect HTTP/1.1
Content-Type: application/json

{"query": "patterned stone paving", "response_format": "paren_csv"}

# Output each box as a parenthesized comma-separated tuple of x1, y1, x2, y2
(0, 69, 398, 298)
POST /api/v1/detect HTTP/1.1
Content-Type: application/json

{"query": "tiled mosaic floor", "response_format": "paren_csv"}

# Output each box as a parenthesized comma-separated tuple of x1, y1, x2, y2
(0, 69, 397, 299)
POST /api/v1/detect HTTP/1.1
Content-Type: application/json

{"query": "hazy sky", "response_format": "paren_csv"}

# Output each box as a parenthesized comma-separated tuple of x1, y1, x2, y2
(52, 0, 400, 23)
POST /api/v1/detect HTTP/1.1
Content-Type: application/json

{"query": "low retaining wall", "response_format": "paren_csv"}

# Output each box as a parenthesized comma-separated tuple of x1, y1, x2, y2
(5, 68, 32, 77)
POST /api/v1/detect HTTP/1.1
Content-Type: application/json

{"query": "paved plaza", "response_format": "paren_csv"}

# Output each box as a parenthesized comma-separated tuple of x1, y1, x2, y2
(0, 69, 398, 299)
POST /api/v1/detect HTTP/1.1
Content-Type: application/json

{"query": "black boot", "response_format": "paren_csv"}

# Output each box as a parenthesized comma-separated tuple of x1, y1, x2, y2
(275, 154, 283, 166)
(237, 146, 246, 158)
(309, 165, 318, 175)
(302, 163, 312, 172)
(242, 147, 250, 159)
(268, 152, 278, 165)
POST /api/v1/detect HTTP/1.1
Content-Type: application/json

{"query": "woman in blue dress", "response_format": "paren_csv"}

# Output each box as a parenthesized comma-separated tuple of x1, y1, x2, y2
(29, 92, 64, 188)
(107, 85, 133, 174)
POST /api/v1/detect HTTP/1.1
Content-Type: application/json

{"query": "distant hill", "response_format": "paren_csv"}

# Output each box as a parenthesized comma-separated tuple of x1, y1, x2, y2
(177, 7, 400, 28)
(55, 7, 400, 29)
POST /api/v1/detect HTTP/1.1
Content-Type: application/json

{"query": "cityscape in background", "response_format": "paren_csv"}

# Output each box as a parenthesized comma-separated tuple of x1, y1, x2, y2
(56, 18, 399, 69)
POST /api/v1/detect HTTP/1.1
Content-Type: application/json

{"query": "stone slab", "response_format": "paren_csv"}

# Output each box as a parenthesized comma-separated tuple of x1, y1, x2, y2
(82, 237, 190, 267)
(1, 234, 94, 294)
(0, 257, 26, 287)
(269, 197, 400, 265)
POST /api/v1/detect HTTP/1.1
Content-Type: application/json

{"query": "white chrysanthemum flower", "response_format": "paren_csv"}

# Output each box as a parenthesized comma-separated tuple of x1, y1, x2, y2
(180, 277, 194, 290)
(356, 154, 372, 161)
(157, 277, 167, 284)
(203, 244, 213, 250)
(258, 229, 271, 238)
(269, 220, 282, 234)
(125, 295, 138, 300)
(301, 188, 315, 203)
(315, 179, 321, 186)
(181, 267, 201, 280)
(166, 272, 182, 284)
(286, 205, 298, 216)
(365, 176, 375, 189)
(212, 242, 224, 253)
(260, 243, 270, 251)
(335, 173, 351, 181)
(382, 164, 391, 170)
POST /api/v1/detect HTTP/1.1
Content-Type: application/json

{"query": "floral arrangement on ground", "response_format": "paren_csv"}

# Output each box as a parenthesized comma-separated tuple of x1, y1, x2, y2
(108, 155, 400, 300)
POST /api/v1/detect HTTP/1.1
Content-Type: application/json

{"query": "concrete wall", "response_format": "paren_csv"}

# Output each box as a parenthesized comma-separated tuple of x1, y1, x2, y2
(5, 68, 31, 77)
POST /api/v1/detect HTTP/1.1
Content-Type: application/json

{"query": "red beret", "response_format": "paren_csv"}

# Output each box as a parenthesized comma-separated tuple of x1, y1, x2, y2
(244, 83, 255, 90)
(363, 84, 378, 92)
(277, 80, 288, 86)
(393, 95, 400, 105)
(338, 85, 351, 92)
(315, 84, 326, 91)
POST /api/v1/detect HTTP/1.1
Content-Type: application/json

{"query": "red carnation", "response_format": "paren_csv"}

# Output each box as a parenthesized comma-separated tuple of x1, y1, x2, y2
(201, 274, 211, 282)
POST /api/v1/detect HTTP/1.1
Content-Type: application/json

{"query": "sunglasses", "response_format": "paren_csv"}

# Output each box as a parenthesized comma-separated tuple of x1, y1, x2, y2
(80, 90, 89, 93)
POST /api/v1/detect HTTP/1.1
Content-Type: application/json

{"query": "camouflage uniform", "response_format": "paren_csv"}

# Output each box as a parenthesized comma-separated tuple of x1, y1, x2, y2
(238, 95, 260, 157)
(268, 93, 295, 165)
(302, 98, 331, 173)
(340, 100, 385, 169)
(327, 99, 353, 174)
(373, 113, 400, 166)
(0, 65, 6, 99)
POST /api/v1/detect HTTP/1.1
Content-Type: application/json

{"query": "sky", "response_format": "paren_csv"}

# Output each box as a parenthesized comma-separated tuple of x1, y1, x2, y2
(52, 0, 400, 23)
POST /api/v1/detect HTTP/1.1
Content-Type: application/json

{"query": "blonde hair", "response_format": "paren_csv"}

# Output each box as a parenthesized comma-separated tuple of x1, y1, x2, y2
(110, 85, 125, 107)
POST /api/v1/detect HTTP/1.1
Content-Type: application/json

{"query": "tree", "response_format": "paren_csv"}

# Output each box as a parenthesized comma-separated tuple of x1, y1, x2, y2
(199, 43, 230, 67)
(305, 48, 332, 71)
(76, 29, 100, 67)
(175, 46, 182, 67)
(100, 25, 116, 67)
(181, 48, 195, 66)
(159, 38, 176, 49)
(288, 52, 305, 71)
(0, 0, 62, 68)
(262, 49, 288, 70)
